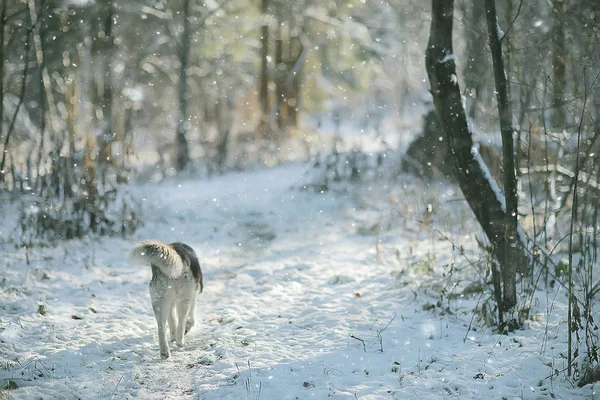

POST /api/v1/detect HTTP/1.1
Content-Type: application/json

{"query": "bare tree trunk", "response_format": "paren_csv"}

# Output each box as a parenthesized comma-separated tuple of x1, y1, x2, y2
(274, 23, 303, 131)
(35, 59, 46, 192)
(0, 0, 6, 148)
(463, 0, 487, 120)
(175, 0, 192, 172)
(425, 0, 529, 326)
(214, 88, 230, 172)
(91, 0, 115, 180)
(551, 0, 566, 129)
(64, 71, 80, 198)
(275, 29, 284, 131)
(259, 0, 270, 135)
(28, 0, 57, 192)
(484, 0, 523, 310)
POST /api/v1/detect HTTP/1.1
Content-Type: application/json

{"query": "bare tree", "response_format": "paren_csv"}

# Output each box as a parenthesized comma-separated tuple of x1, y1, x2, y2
(462, 0, 487, 120)
(484, 0, 522, 308)
(0, 0, 6, 148)
(425, 0, 529, 327)
(28, 0, 58, 191)
(91, 0, 115, 177)
(551, 0, 566, 129)
(273, 2, 306, 132)
(174, 0, 231, 172)
(175, 0, 193, 172)
(259, 0, 270, 135)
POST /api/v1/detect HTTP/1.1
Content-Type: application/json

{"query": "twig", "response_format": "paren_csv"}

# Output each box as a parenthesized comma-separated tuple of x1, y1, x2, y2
(110, 371, 126, 398)
(377, 313, 396, 352)
(349, 334, 366, 352)
(463, 290, 486, 343)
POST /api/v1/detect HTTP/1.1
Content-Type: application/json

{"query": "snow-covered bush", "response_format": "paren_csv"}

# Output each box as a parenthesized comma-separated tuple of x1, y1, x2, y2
(17, 187, 141, 246)
(13, 149, 142, 246)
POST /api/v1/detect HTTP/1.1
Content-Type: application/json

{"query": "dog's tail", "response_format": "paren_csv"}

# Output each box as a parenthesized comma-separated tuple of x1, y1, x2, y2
(129, 240, 184, 279)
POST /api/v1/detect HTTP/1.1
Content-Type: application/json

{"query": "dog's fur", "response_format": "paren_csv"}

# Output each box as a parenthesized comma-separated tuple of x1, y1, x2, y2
(129, 240, 203, 359)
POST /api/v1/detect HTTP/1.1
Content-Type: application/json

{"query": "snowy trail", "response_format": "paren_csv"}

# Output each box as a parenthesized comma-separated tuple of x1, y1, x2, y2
(0, 164, 592, 399)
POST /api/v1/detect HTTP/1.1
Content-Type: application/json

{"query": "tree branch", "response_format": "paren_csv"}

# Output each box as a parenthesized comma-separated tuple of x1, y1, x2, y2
(500, 0, 523, 41)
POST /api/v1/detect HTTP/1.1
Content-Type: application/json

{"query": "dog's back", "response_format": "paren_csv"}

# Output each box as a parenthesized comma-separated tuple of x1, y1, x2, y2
(168, 242, 203, 292)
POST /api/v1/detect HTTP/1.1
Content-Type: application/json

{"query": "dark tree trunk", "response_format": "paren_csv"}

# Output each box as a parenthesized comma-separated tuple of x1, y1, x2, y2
(425, 0, 529, 325)
(274, 23, 303, 131)
(275, 31, 284, 130)
(551, 0, 566, 129)
(259, 0, 270, 134)
(463, 0, 487, 120)
(214, 90, 230, 172)
(176, 0, 192, 172)
(484, 0, 522, 309)
(0, 0, 6, 148)
(91, 0, 115, 177)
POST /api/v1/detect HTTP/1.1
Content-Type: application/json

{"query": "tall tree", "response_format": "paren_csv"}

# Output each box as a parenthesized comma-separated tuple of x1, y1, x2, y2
(462, 0, 487, 120)
(274, 22, 304, 131)
(0, 0, 6, 148)
(91, 0, 115, 176)
(259, 0, 270, 135)
(28, 0, 55, 191)
(484, 0, 521, 309)
(551, 0, 566, 129)
(425, 0, 529, 326)
(175, 0, 193, 172)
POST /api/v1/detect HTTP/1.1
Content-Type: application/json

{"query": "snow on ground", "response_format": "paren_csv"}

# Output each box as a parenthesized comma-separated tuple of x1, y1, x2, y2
(0, 163, 594, 399)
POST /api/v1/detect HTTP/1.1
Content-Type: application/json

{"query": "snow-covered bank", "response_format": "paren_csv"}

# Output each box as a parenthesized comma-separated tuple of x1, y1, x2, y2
(0, 164, 592, 399)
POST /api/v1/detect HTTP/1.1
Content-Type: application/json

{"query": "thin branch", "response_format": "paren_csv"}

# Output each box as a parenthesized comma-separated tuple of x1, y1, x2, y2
(4, 8, 28, 23)
(110, 371, 127, 398)
(500, 0, 523, 41)
(377, 313, 396, 352)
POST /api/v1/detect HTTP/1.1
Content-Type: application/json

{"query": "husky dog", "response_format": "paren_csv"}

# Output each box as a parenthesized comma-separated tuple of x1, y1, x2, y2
(129, 240, 203, 359)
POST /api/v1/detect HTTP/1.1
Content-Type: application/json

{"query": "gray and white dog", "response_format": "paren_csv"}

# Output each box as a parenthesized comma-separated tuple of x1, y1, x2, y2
(129, 240, 203, 359)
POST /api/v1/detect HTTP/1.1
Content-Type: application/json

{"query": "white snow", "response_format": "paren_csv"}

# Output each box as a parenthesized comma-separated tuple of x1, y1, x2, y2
(0, 163, 593, 399)
(497, 23, 505, 41)
(439, 52, 455, 64)
(470, 144, 507, 213)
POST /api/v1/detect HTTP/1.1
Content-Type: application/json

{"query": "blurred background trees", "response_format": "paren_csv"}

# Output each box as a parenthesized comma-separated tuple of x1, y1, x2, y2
(0, 0, 598, 240)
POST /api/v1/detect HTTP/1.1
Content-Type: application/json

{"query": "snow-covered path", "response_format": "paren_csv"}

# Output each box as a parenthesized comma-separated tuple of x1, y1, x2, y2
(0, 164, 593, 399)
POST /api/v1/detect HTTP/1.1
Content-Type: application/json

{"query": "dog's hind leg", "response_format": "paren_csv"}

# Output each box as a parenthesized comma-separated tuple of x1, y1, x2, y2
(185, 298, 196, 335)
(168, 307, 177, 342)
(151, 291, 174, 359)
(175, 301, 192, 347)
